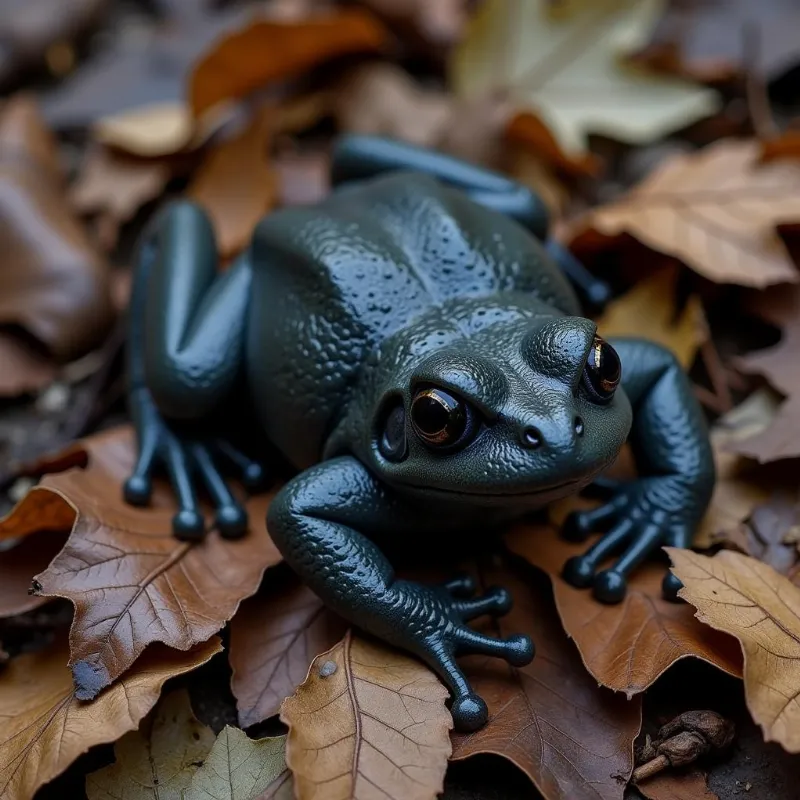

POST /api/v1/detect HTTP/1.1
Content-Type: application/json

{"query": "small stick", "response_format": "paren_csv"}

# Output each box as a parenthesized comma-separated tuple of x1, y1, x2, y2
(632, 755, 669, 783)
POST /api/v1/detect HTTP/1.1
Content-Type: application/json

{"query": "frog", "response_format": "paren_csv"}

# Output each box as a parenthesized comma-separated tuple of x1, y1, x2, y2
(124, 134, 715, 732)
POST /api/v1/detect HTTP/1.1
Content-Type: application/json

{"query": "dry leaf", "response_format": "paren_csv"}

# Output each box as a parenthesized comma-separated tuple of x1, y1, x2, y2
(570, 140, 800, 288)
(229, 570, 346, 728)
(190, 10, 388, 118)
(280, 631, 452, 800)
(452, 563, 642, 800)
(595, 265, 707, 369)
(508, 521, 742, 695)
(0, 633, 221, 800)
(185, 727, 289, 800)
(0, 530, 68, 618)
(669, 548, 800, 753)
(359, 0, 472, 47)
(0, 332, 57, 397)
(734, 285, 800, 462)
(188, 108, 278, 258)
(0, 426, 281, 699)
(637, 770, 718, 800)
(760, 130, 800, 164)
(0, 96, 114, 360)
(69, 144, 173, 251)
(452, 0, 719, 167)
(85, 689, 216, 800)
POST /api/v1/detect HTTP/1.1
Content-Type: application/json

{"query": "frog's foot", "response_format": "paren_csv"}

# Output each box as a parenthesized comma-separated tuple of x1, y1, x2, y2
(124, 388, 266, 540)
(560, 478, 692, 603)
(386, 576, 534, 731)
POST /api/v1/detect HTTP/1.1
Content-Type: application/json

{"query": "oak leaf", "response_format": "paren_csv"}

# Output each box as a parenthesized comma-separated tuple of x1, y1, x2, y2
(190, 9, 388, 118)
(0, 632, 221, 800)
(595, 265, 707, 370)
(0, 426, 281, 699)
(85, 689, 216, 800)
(569, 140, 800, 288)
(452, 563, 641, 800)
(668, 548, 800, 753)
(0, 95, 114, 361)
(188, 107, 278, 259)
(0, 530, 68, 618)
(185, 726, 290, 800)
(451, 0, 719, 168)
(637, 770, 717, 800)
(280, 630, 452, 800)
(508, 521, 742, 695)
(733, 285, 800, 462)
(229, 569, 346, 728)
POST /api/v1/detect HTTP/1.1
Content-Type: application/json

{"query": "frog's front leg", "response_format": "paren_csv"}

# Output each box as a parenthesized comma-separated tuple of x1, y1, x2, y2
(561, 340, 715, 603)
(125, 202, 265, 539)
(268, 456, 534, 731)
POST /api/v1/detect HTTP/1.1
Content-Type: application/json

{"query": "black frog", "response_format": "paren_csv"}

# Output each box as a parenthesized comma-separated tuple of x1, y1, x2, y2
(124, 135, 715, 731)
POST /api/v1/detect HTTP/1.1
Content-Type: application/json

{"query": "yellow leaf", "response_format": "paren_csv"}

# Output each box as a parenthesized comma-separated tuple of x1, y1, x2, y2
(668, 548, 800, 753)
(595, 265, 707, 369)
(451, 0, 719, 161)
(280, 631, 452, 800)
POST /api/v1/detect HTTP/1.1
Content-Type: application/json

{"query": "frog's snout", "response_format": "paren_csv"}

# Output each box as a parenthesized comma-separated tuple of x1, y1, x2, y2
(516, 414, 585, 453)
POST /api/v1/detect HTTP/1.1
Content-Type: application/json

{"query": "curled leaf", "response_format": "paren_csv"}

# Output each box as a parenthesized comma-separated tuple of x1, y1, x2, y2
(0, 633, 221, 800)
(280, 631, 452, 800)
(508, 521, 742, 695)
(190, 10, 389, 118)
(0, 426, 281, 699)
(452, 562, 642, 800)
(669, 548, 800, 753)
(230, 570, 346, 728)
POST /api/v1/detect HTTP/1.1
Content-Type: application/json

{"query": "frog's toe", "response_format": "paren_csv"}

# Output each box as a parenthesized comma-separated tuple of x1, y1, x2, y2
(124, 474, 152, 506)
(450, 692, 489, 732)
(191, 442, 249, 539)
(592, 569, 627, 603)
(216, 504, 248, 539)
(562, 497, 624, 542)
(214, 440, 270, 492)
(454, 586, 512, 620)
(662, 571, 684, 601)
(443, 573, 478, 597)
(173, 509, 205, 540)
(456, 628, 535, 667)
(562, 554, 596, 588)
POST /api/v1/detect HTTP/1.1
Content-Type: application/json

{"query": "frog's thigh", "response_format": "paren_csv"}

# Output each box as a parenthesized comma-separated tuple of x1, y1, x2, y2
(267, 456, 534, 731)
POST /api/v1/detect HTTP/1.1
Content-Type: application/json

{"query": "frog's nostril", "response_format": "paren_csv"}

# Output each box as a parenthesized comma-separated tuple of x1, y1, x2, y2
(574, 416, 585, 437)
(521, 427, 543, 449)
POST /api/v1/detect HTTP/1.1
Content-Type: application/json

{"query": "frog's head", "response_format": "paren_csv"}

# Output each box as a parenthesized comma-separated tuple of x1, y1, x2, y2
(367, 316, 632, 507)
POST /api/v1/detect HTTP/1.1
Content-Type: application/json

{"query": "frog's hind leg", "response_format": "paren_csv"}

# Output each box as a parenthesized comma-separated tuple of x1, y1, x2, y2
(126, 201, 257, 539)
(268, 456, 535, 731)
(331, 134, 610, 309)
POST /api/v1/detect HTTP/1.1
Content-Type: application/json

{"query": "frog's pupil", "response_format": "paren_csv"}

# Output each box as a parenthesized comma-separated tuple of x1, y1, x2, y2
(414, 395, 450, 435)
(411, 389, 466, 445)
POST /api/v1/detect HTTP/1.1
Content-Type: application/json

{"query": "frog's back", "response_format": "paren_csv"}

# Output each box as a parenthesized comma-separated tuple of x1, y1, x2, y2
(246, 172, 579, 467)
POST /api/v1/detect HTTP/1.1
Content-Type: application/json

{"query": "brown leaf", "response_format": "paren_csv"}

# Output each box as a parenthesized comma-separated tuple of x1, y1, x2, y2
(734, 285, 800, 462)
(280, 630, 452, 800)
(0, 632, 221, 800)
(0, 426, 281, 699)
(358, 0, 471, 47)
(190, 9, 389, 118)
(570, 140, 800, 288)
(595, 265, 707, 370)
(668, 549, 800, 752)
(85, 689, 216, 799)
(0, 332, 57, 397)
(637, 770, 718, 800)
(452, 563, 641, 800)
(0, 96, 114, 361)
(69, 144, 173, 251)
(229, 570, 346, 728)
(760, 130, 800, 164)
(188, 108, 278, 258)
(508, 521, 742, 695)
(0, 530, 68, 618)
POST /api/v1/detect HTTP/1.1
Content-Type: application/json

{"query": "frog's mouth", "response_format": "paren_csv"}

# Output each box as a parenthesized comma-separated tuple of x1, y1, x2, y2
(399, 476, 583, 498)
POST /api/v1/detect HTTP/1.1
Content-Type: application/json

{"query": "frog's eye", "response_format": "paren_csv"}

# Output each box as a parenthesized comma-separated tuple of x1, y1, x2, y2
(582, 335, 621, 403)
(378, 402, 408, 462)
(410, 387, 475, 449)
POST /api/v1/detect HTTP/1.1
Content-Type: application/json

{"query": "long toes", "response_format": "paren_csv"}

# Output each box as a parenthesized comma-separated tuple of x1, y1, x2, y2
(662, 572, 684, 602)
(454, 628, 534, 667)
(592, 570, 627, 604)
(172, 509, 205, 541)
(456, 586, 512, 620)
(124, 474, 152, 506)
(562, 555, 596, 588)
(214, 440, 269, 492)
(443, 573, 477, 598)
(450, 692, 488, 732)
(216, 504, 248, 540)
(562, 499, 623, 542)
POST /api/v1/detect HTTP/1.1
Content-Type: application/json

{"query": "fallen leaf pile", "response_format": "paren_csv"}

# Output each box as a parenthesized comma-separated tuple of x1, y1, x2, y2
(1, 1, 800, 799)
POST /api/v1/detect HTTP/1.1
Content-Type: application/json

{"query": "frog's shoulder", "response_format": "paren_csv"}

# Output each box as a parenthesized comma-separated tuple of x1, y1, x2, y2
(250, 171, 579, 339)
